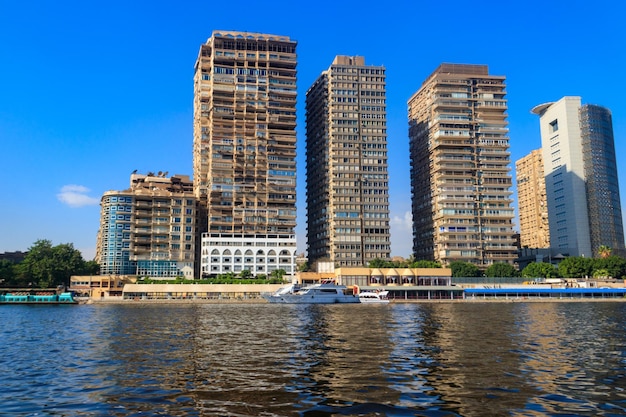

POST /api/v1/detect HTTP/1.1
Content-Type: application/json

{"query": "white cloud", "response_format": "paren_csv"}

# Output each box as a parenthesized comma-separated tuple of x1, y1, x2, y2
(390, 211, 413, 258)
(57, 185, 99, 207)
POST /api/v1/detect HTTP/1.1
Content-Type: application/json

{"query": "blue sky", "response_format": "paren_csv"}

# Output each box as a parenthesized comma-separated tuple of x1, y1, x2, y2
(1, 0, 624, 260)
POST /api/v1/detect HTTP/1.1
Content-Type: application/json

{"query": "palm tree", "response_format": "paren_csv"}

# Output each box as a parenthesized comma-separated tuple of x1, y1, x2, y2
(598, 245, 613, 259)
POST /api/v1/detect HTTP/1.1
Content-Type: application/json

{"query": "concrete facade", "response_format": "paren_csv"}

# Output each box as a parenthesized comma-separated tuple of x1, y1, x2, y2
(95, 173, 197, 278)
(193, 31, 298, 277)
(305, 56, 391, 267)
(408, 64, 516, 268)
(516, 149, 550, 248)
(532, 97, 590, 257)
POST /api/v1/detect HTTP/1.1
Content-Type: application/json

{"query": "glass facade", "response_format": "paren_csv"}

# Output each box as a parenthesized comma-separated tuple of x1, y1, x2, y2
(580, 104, 625, 256)
(98, 195, 135, 275)
(96, 174, 197, 278)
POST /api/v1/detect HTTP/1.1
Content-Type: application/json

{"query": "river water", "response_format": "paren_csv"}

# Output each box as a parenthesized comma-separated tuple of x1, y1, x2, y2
(1, 302, 625, 416)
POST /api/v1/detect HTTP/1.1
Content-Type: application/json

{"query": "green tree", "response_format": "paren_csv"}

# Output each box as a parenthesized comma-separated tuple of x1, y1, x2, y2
(592, 268, 610, 279)
(521, 262, 559, 278)
(297, 261, 309, 272)
(558, 256, 594, 278)
(485, 262, 518, 278)
(368, 258, 393, 268)
(239, 269, 252, 280)
(592, 256, 626, 279)
(270, 269, 287, 282)
(82, 260, 100, 275)
(410, 260, 442, 269)
(449, 261, 481, 277)
(597, 245, 613, 259)
(17, 240, 90, 288)
(218, 272, 235, 281)
(0, 260, 18, 286)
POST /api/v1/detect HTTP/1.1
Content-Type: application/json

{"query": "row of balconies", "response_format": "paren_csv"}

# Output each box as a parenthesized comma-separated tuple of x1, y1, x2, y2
(211, 53, 296, 68)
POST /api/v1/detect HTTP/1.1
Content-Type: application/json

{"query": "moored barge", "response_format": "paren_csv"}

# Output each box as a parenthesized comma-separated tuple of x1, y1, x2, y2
(0, 289, 77, 304)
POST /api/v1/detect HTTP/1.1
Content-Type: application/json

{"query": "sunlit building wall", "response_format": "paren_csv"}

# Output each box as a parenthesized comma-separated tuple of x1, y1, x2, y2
(96, 173, 196, 278)
(192, 31, 297, 277)
(408, 63, 516, 268)
(532, 97, 624, 257)
(516, 149, 550, 248)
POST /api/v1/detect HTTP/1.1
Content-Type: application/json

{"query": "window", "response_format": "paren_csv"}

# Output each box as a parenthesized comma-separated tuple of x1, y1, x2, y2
(549, 119, 559, 132)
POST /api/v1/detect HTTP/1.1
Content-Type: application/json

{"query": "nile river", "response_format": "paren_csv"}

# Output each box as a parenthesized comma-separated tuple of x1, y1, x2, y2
(1, 302, 625, 416)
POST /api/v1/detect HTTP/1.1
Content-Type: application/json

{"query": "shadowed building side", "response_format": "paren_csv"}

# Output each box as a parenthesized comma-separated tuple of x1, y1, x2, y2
(305, 56, 391, 267)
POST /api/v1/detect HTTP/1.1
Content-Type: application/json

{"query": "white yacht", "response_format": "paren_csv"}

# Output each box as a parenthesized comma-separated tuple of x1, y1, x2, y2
(262, 281, 360, 304)
(358, 290, 390, 304)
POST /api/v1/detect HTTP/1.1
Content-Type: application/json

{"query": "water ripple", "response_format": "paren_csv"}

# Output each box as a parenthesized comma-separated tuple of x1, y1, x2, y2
(1, 302, 626, 416)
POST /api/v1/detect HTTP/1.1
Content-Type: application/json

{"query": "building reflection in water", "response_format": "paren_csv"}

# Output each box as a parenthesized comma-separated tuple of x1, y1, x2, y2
(293, 304, 404, 413)
(515, 302, 626, 415)
(413, 303, 538, 416)
(81, 302, 626, 416)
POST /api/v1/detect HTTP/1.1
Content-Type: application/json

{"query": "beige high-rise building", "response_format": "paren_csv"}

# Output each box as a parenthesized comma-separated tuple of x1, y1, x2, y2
(192, 31, 298, 278)
(516, 149, 550, 248)
(408, 63, 516, 268)
(305, 56, 391, 267)
(96, 173, 196, 278)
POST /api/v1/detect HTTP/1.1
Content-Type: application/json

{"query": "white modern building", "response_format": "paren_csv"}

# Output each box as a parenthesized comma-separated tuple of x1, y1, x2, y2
(201, 233, 296, 276)
(532, 96, 624, 257)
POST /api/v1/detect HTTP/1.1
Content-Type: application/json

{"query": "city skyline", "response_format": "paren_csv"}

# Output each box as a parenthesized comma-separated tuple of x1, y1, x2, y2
(1, 0, 625, 260)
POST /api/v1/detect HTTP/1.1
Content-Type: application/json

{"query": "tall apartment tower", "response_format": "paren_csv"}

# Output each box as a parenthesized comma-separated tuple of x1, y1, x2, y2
(193, 31, 298, 278)
(532, 96, 624, 257)
(305, 56, 391, 267)
(408, 64, 516, 267)
(516, 149, 550, 248)
(96, 173, 196, 278)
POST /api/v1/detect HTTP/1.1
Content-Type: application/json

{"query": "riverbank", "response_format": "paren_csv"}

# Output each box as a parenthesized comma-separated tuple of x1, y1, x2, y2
(83, 296, 626, 305)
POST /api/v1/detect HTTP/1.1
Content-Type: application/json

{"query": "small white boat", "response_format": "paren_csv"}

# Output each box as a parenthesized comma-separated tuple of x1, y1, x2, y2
(262, 281, 360, 304)
(358, 290, 390, 304)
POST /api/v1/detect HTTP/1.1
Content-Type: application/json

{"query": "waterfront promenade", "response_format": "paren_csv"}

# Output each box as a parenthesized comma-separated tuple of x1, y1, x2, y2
(71, 276, 626, 304)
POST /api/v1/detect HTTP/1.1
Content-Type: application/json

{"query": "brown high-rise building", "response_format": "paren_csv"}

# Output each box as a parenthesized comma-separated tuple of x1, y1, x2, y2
(516, 149, 550, 248)
(408, 64, 516, 268)
(193, 31, 298, 278)
(305, 56, 391, 267)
